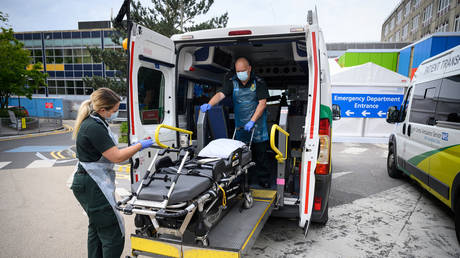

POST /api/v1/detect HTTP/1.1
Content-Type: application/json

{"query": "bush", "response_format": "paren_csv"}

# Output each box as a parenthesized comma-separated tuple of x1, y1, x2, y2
(118, 121, 128, 143)
(0, 108, 28, 118)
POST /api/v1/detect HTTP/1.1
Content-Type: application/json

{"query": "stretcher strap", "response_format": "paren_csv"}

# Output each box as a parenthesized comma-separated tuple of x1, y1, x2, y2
(217, 184, 227, 207)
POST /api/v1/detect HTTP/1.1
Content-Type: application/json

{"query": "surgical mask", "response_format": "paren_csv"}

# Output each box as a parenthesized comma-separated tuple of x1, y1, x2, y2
(109, 110, 119, 121)
(237, 71, 249, 81)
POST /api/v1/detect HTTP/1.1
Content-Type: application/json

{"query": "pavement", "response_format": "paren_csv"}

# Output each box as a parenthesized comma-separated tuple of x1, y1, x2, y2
(0, 165, 136, 258)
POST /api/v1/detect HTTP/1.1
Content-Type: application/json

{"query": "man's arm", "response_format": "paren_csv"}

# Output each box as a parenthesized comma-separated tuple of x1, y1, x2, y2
(208, 92, 226, 106)
(250, 99, 267, 122)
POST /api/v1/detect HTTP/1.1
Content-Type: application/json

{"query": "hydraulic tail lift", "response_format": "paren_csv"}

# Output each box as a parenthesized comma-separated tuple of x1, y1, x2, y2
(130, 189, 276, 257)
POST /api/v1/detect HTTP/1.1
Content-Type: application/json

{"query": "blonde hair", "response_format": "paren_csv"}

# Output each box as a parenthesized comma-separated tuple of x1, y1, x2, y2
(73, 88, 121, 139)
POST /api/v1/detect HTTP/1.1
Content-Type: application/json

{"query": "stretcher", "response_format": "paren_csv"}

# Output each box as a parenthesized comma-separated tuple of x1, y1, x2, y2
(117, 125, 257, 248)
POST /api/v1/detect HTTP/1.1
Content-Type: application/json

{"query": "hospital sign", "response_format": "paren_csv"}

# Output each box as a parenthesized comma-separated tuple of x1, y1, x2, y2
(332, 93, 404, 118)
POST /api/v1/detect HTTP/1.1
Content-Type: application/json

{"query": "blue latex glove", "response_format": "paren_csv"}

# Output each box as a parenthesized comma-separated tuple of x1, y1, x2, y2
(244, 121, 255, 132)
(139, 139, 154, 150)
(200, 103, 211, 113)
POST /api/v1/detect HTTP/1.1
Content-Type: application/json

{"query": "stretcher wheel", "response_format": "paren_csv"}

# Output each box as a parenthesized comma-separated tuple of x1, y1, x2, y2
(195, 236, 209, 247)
(243, 192, 253, 209)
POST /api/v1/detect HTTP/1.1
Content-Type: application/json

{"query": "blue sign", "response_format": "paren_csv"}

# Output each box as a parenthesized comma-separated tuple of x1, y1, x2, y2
(332, 94, 404, 118)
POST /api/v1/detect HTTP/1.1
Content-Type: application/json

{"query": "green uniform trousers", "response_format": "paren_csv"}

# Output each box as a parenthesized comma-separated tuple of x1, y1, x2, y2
(71, 172, 124, 258)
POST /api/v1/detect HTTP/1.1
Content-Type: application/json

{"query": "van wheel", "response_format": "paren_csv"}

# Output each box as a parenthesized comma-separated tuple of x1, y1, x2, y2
(317, 204, 329, 225)
(387, 145, 402, 178)
(455, 197, 460, 244)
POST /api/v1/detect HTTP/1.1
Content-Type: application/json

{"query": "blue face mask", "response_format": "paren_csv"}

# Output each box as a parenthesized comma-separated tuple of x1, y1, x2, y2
(236, 71, 249, 82)
(109, 110, 119, 121)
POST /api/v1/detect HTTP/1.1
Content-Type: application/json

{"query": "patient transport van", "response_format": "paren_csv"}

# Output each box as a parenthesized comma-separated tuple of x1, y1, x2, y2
(386, 45, 460, 241)
(122, 8, 339, 257)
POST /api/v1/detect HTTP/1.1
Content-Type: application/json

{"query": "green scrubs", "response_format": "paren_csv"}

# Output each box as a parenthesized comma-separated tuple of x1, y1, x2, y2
(71, 114, 124, 258)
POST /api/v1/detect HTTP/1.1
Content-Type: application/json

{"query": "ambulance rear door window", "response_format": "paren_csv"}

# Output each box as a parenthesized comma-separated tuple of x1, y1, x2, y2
(137, 67, 165, 125)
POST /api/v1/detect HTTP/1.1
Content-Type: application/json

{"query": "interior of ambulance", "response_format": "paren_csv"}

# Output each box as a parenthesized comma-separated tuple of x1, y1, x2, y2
(136, 36, 311, 196)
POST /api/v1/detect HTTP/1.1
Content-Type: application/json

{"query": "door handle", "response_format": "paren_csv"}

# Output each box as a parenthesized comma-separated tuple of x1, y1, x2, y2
(402, 123, 406, 135)
(407, 124, 411, 137)
(132, 158, 140, 169)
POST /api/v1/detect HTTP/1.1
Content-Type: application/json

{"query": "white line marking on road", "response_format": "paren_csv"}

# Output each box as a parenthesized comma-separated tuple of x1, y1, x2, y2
(340, 147, 368, 154)
(55, 158, 78, 164)
(35, 152, 50, 160)
(332, 171, 352, 179)
(26, 160, 56, 168)
(0, 161, 12, 169)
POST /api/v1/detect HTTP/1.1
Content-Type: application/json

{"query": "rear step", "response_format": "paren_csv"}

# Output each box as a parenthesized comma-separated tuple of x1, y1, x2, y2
(130, 189, 277, 257)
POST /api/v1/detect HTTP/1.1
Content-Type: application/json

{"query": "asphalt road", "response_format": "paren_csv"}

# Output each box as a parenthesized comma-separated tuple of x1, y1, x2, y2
(0, 131, 459, 257)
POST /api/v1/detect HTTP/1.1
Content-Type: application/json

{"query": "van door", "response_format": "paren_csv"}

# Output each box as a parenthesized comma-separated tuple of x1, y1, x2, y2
(428, 74, 460, 205)
(128, 23, 176, 183)
(403, 79, 441, 187)
(299, 15, 320, 230)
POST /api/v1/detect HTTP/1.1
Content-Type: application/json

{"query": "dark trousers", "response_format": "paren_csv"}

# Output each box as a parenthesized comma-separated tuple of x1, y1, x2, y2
(71, 172, 124, 258)
(249, 141, 275, 187)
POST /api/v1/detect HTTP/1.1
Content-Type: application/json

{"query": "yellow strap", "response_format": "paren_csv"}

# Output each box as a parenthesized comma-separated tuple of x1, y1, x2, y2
(217, 184, 227, 207)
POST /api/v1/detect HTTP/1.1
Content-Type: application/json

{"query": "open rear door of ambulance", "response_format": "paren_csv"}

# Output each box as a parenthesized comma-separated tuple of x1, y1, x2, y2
(299, 10, 321, 235)
(127, 22, 177, 184)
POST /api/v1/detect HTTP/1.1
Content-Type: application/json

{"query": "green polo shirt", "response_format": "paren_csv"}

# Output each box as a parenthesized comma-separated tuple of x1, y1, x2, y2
(76, 114, 116, 163)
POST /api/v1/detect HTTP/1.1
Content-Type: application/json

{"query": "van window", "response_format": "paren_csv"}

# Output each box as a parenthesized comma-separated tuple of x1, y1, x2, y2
(409, 79, 441, 125)
(400, 86, 412, 121)
(137, 67, 165, 125)
(435, 75, 460, 123)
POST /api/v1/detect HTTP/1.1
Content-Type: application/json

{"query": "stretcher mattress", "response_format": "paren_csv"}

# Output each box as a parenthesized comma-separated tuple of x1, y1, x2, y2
(133, 139, 252, 204)
(134, 167, 213, 204)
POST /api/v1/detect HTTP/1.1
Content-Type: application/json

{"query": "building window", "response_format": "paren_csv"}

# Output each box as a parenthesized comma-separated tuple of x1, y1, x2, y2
(413, 0, 420, 9)
(412, 15, 419, 31)
(402, 24, 409, 40)
(385, 24, 390, 36)
(395, 30, 400, 42)
(423, 4, 432, 27)
(405, 2, 411, 17)
(397, 10, 403, 24)
(455, 16, 460, 32)
(438, 0, 449, 16)
(436, 22, 449, 32)
(390, 17, 395, 30)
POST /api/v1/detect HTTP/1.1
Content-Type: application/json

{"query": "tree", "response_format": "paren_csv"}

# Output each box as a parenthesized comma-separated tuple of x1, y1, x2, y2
(0, 13, 47, 109)
(84, 0, 228, 95)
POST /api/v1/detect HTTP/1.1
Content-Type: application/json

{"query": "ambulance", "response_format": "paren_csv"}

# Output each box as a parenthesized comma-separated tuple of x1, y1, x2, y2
(121, 8, 340, 257)
(386, 45, 460, 241)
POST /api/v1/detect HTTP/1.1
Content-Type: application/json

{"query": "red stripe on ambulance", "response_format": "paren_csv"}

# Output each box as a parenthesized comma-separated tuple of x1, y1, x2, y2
(129, 41, 135, 135)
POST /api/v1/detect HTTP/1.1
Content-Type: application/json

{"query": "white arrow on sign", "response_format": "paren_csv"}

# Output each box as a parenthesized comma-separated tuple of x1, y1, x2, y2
(345, 110, 355, 116)
(361, 110, 371, 117)
(377, 111, 386, 117)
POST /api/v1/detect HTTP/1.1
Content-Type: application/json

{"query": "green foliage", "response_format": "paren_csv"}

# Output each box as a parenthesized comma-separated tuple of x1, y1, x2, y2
(0, 107, 27, 118)
(120, 121, 128, 133)
(118, 121, 129, 143)
(0, 25, 48, 109)
(85, 0, 228, 95)
(131, 0, 228, 37)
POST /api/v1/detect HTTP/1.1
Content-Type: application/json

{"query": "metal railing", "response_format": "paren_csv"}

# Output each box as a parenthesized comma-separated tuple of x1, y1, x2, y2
(0, 116, 64, 136)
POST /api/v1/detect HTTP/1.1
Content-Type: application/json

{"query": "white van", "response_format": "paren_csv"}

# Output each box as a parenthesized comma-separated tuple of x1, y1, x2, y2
(386, 45, 460, 241)
(122, 10, 340, 256)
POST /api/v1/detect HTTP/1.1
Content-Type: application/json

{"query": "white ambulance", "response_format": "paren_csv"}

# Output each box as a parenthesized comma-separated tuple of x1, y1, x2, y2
(122, 10, 340, 257)
(386, 45, 460, 241)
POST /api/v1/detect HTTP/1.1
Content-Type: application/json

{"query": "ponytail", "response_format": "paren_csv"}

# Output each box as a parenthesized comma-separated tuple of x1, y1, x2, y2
(73, 99, 92, 139)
